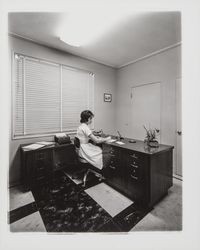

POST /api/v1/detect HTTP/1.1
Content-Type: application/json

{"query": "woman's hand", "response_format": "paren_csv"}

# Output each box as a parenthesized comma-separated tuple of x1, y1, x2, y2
(89, 134, 111, 144)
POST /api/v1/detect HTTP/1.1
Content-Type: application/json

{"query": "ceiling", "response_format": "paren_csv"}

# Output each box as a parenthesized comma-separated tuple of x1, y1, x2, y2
(8, 12, 181, 68)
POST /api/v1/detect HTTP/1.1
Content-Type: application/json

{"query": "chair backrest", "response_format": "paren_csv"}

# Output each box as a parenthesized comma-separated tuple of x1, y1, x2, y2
(74, 137, 80, 149)
(74, 137, 88, 164)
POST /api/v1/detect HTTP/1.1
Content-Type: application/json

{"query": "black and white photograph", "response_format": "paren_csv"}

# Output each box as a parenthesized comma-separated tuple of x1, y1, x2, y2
(8, 10, 182, 233)
(0, 0, 200, 250)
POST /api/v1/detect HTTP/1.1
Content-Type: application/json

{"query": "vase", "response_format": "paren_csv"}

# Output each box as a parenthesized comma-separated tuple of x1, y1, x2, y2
(147, 140, 159, 148)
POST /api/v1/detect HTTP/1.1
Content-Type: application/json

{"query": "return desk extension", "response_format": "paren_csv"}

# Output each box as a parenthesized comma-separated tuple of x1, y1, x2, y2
(103, 137, 174, 208)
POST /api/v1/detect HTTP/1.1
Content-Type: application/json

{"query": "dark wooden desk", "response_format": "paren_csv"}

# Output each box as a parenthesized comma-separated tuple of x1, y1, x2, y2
(21, 143, 77, 191)
(103, 137, 174, 208)
(21, 137, 174, 208)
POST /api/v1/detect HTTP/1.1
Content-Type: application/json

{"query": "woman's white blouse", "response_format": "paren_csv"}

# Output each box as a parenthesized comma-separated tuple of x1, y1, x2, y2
(76, 123, 92, 144)
(76, 123, 103, 169)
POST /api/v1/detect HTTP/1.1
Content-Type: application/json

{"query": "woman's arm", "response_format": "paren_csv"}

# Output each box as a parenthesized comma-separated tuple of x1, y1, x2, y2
(89, 133, 111, 144)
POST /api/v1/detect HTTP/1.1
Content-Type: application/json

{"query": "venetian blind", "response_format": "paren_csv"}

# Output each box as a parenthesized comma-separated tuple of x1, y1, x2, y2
(62, 66, 94, 131)
(25, 58, 60, 135)
(13, 53, 94, 138)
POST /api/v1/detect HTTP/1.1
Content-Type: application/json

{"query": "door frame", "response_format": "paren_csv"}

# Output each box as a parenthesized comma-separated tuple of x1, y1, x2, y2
(175, 77, 182, 179)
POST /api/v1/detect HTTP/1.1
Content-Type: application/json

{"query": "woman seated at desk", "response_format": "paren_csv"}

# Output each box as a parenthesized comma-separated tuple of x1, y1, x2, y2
(76, 110, 111, 170)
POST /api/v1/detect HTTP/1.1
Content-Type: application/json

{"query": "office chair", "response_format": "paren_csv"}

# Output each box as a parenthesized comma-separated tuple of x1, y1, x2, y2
(74, 137, 104, 187)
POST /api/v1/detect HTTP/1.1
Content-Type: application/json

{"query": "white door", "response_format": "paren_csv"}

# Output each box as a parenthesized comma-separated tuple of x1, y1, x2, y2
(131, 82, 161, 142)
(176, 78, 182, 176)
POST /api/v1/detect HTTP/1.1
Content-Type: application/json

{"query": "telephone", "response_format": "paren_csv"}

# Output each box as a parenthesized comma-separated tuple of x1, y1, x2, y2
(54, 133, 71, 145)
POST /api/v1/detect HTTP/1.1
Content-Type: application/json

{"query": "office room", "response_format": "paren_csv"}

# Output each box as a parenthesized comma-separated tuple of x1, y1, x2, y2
(6, 10, 183, 234)
(1, 0, 200, 248)
(4, 9, 185, 236)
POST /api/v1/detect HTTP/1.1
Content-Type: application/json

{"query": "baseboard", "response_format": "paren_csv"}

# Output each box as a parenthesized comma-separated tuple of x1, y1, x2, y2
(9, 181, 21, 189)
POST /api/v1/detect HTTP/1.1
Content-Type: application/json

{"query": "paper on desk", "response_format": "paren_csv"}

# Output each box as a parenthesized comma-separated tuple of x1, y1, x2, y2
(115, 141, 125, 145)
(22, 143, 45, 150)
(36, 141, 55, 145)
(106, 139, 117, 143)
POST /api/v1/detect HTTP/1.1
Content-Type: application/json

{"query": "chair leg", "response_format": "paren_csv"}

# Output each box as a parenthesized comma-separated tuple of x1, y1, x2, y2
(98, 174, 105, 181)
(83, 170, 90, 187)
(71, 168, 85, 179)
(90, 170, 104, 181)
(90, 171, 105, 183)
(82, 169, 105, 187)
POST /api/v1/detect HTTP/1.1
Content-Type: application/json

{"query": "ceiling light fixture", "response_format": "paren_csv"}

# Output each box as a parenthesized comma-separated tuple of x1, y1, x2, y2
(59, 37, 81, 47)
(58, 10, 135, 47)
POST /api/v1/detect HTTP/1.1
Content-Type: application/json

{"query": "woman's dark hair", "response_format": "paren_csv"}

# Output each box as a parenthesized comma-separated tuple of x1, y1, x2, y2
(80, 110, 94, 123)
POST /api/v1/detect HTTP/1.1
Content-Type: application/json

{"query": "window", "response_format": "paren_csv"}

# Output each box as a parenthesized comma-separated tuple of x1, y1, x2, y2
(12, 53, 94, 139)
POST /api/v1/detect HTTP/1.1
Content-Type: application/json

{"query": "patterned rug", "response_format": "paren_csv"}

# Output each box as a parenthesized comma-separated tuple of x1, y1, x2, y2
(31, 171, 151, 232)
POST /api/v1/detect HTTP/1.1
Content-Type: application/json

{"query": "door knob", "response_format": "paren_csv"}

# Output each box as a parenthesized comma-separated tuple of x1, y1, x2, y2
(177, 131, 182, 135)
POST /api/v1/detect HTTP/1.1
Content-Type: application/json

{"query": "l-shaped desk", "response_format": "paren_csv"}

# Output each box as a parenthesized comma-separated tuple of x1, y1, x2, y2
(21, 136, 174, 208)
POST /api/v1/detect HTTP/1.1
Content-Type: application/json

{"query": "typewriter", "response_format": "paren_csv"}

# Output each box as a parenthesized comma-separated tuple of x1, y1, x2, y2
(54, 133, 71, 145)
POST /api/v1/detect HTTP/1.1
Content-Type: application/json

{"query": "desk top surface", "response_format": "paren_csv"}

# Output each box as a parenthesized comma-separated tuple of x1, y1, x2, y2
(21, 136, 173, 155)
(21, 142, 74, 152)
(104, 136, 174, 155)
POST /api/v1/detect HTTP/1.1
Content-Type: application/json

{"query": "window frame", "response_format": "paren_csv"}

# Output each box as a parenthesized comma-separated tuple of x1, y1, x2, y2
(11, 51, 95, 140)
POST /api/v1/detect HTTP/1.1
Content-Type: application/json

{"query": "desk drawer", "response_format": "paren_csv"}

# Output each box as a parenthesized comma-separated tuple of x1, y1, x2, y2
(107, 157, 119, 171)
(53, 145, 76, 170)
(104, 145, 122, 187)
(127, 165, 139, 180)
(126, 150, 147, 166)
(103, 144, 118, 153)
(125, 153, 148, 204)
(124, 150, 148, 182)
(103, 145, 120, 168)
(35, 150, 52, 162)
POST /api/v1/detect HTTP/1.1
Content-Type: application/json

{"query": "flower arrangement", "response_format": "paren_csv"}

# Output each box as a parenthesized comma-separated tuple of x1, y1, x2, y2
(143, 125, 159, 147)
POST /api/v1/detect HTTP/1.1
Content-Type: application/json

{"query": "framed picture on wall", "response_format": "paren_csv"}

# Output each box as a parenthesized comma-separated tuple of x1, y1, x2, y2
(104, 93, 112, 102)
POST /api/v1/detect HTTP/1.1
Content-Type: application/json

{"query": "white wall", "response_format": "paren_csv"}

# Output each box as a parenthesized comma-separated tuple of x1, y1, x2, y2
(9, 36, 117, 186)
(116, 45, 181, 173)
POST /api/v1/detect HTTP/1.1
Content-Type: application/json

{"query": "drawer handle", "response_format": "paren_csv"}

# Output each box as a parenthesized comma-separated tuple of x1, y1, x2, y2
(37, 166, 45, 170)
(36, 157, 45, 161)
(109, 165, 116, 169)
(130, 154, 138, 159)
(131, 175, 138, 180)
(36, 153, 45, 160)
(130, 164, 138, 168)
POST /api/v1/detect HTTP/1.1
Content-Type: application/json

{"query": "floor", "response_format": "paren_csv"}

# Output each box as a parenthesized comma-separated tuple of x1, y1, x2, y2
(131, 177, 182, 231)
(9, 172, 182, 232)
